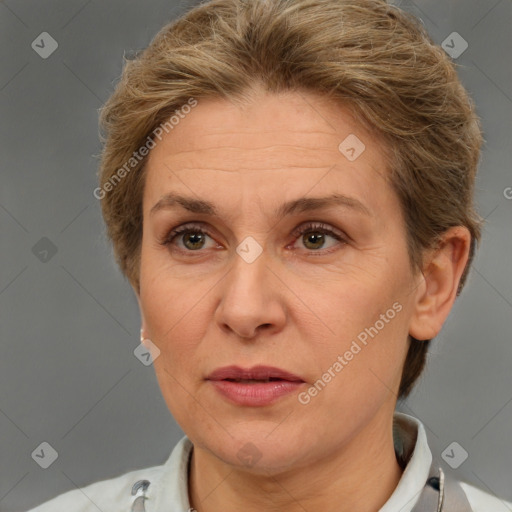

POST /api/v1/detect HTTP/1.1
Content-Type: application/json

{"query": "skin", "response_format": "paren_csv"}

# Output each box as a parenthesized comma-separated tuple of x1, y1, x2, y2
(135, 87, 471, 512)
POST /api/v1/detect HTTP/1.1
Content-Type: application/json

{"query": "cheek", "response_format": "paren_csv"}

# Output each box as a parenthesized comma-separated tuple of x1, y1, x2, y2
(140, 245, 208, 339)
(139, 285, 210, 406)
(301, 314, 408, 434)
(296, 267, 410, 394)
(294, 267, 403, 342)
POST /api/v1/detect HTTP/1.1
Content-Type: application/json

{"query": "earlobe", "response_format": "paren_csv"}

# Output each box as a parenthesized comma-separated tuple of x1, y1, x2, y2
(408, 227, 471, 341)
(134, 292, 149, 344)
(140, 321, 150, 348)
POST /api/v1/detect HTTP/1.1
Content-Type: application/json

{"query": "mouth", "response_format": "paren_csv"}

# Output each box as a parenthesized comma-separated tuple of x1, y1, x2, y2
(206, 365, 305, 406)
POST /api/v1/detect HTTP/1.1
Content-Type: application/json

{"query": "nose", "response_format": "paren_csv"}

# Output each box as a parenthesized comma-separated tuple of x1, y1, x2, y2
(214, 246, 287, 340)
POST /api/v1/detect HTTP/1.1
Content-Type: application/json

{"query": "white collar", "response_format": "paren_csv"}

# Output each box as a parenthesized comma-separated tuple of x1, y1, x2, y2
(146, 411, 432, 512)
(379, 412, 433, 512)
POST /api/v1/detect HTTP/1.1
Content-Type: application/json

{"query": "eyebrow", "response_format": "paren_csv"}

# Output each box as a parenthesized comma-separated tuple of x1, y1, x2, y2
(149, 191, 372, 219)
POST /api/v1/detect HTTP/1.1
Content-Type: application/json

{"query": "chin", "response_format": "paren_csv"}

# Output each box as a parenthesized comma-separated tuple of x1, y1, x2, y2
(199, 426, 312, 474)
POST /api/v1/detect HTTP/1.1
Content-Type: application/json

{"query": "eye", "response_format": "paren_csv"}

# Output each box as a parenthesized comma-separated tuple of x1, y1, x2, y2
(161, 223, 217, 252)
(289, 222, 347, 254)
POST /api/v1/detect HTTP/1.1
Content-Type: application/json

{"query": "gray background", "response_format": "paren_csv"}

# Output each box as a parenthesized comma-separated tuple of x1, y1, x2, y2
(1, 0, 511, 511)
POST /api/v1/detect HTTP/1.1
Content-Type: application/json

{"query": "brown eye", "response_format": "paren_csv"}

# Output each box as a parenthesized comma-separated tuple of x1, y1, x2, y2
(291, 222, 347, 254)
(181, 231, 207, 250)
(162, 224, 216, 252)
(302, 231, 327, 250)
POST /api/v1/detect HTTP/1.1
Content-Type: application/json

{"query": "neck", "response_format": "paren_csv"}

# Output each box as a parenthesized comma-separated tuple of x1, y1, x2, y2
(188, 412, 404, 512)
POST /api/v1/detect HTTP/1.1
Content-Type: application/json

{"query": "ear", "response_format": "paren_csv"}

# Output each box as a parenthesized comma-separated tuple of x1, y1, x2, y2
(408, 226, 471, 341)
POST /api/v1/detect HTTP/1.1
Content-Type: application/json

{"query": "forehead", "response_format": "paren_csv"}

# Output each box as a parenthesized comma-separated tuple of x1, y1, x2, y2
(148, 91, 386, 163)
(143, 91, 394, 217)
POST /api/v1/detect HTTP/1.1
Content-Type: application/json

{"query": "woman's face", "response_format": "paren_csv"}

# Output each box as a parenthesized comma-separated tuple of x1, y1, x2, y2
(137, 89, 421, 472)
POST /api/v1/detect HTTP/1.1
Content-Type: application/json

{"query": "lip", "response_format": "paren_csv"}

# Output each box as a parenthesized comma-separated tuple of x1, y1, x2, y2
(206, 365, 305, 407)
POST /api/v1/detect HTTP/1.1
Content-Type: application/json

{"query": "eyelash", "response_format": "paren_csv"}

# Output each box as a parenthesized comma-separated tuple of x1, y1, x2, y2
(160, 221, 347, 255)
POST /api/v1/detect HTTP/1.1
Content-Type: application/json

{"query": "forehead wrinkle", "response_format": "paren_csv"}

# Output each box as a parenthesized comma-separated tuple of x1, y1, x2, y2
(166, 165, 335, 173)
(185, 128, 338, 135)
(153, 143, 342, 156)
(150, 144, 351, 175)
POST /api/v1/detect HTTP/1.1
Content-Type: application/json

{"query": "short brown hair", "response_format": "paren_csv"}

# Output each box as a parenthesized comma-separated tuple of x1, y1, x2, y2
(97, 0, 483, 399)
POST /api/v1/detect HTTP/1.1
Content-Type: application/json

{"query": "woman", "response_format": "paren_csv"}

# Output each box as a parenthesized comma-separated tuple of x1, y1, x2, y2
(28, 0, 511, 510)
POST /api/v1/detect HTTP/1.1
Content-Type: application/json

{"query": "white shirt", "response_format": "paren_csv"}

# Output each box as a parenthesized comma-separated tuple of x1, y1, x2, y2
(27, 412, 512, 512)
